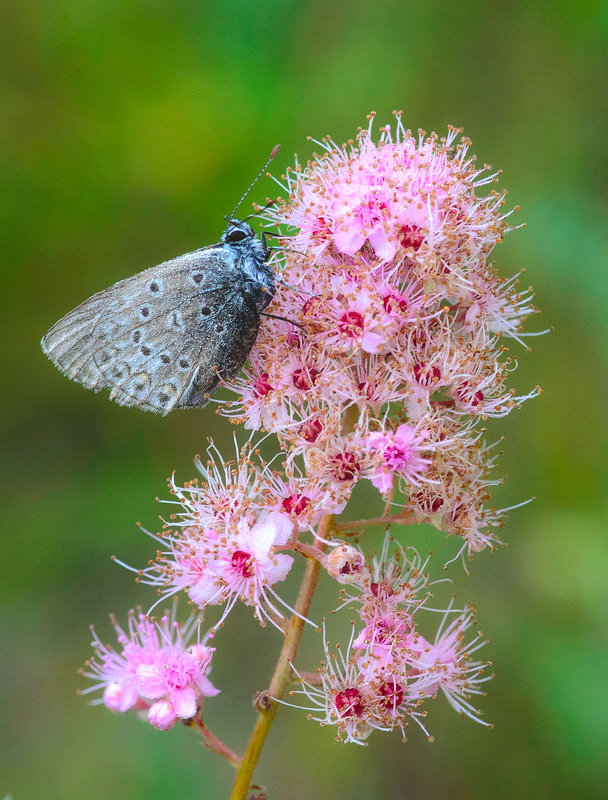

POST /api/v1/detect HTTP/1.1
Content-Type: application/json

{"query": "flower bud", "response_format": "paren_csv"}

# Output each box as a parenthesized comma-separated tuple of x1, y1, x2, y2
(148, 700, 178, 731)
(327, 544, 366, 584)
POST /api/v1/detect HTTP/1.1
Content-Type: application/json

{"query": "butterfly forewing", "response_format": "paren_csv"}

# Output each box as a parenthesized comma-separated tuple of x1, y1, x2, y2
(42, 241, 267, 414)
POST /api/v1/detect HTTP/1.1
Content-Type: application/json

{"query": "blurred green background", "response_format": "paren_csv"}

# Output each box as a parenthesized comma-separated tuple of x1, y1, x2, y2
(2, 1, 607, 798)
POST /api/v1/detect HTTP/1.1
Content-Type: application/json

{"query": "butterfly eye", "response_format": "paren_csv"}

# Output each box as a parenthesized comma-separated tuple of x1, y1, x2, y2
(226, 228, 248, 243)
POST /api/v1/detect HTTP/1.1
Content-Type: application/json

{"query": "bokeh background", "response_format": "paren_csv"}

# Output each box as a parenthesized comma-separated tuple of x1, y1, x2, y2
(2, 1, 607, 798)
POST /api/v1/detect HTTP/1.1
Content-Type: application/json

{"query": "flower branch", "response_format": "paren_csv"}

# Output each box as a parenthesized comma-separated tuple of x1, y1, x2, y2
(333, 510, 418, 532)
(190, 715, 242, 769)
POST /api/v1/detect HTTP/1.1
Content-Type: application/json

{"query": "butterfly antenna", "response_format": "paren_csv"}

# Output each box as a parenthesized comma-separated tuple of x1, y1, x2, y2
(227, 144, 281, 221)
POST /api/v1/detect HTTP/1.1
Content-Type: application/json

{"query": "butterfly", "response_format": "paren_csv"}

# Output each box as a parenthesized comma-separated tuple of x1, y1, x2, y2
(41, 148, 280, 415)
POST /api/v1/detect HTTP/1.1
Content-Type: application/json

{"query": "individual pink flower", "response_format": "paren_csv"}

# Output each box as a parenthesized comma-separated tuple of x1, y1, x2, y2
(162, 441, 259, 532)
(339, 534, 434, 622)
(461, 270, 543, 346)
(82, 610, 219, 731)
(332, 184, 397, 261)
(303, 431, 375, 508)
(144, 510, 296, 628)
(264, 468, 347, 531)
(319, 276, 387, 355)
(368, 423, 433, 493)
(352, 610, 413, 667)
(213, 512, 295, 624)
(229, 361, 293, 431)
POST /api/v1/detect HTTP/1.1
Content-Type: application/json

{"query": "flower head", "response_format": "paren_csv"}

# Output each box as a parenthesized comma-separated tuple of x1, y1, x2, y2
(368, 423, 433, 493)
(82, 610, 218, 731)
(290, 623, 431, 744)
(217, 112, 540, 558)
(142, 506, 296, 629)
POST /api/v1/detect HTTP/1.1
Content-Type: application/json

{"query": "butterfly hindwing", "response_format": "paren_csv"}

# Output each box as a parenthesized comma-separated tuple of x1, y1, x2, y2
(42, 245, 261, 414)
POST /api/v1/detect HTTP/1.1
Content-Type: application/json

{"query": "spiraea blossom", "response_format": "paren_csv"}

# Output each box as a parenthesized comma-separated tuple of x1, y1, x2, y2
(220, 112, 540, 559)
(285, 538, 491, 745)
(83, 113, 541, 789)
(291, 606, 490, 745)
(132, 444, 340, 628)
(81, 610, 218, 731)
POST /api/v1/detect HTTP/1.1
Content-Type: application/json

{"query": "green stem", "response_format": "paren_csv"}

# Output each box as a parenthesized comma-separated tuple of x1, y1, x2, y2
(229, 514, 333, 799)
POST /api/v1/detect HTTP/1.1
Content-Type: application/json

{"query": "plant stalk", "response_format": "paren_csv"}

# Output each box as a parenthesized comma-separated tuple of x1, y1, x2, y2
(228, 514, 332, 799)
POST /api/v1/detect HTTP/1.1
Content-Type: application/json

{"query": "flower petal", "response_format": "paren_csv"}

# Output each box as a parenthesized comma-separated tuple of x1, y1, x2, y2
(170, 687, 197, 719)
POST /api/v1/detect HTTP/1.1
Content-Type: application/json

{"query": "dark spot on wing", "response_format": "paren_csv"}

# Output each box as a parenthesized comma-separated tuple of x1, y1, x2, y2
(157, 383, 177, 407)
(141, 345, 151, 356)
(201, 306, 211, 316)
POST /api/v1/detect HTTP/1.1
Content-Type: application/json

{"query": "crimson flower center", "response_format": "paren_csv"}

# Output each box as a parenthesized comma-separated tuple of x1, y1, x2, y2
(413, 362, 441, 386)
(340, 559, 357, 575)
(231, 550, 254, 578)
(382, 294, 410, 315)
(331, 452, 361, 482)
(302, 297, 321, 317)
(299, 418, 323, 442)
(398, 224, 424, 250)
(455, 382, 484, 406)
(312, 215, 330, 238)
(334, 687, 365, 717)
(338, 311, 365, 338)
(357, 380, 378, 400)
(415, 492, 444, 514)
(292, 367, 319, 390)
(375, 620, 396, 643)
(370, 580, 394, 599)
(253, 373, 273, 397)
(281, 494, 311, 515)
(378, 681, 404, 709)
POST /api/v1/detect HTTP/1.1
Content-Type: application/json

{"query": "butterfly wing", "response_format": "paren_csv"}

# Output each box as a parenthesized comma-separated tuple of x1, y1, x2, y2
(41, 247, 260, 414)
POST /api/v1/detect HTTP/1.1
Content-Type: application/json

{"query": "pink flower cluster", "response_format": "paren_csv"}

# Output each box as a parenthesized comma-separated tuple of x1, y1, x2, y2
(221, 112, 540, 560)
(292, 539, 490, 744)
(82, 611, 218, 731)
(136, 443, 346, 628)
(83, 114, 541, 747)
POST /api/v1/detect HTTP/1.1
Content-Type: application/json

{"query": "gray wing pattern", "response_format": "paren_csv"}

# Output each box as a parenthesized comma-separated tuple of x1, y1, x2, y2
(41, 248, 259, 414)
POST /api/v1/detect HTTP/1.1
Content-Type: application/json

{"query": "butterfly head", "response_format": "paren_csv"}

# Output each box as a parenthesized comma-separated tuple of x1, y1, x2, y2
(222, 217, 255, 244)
(222, 217, 270, 265)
